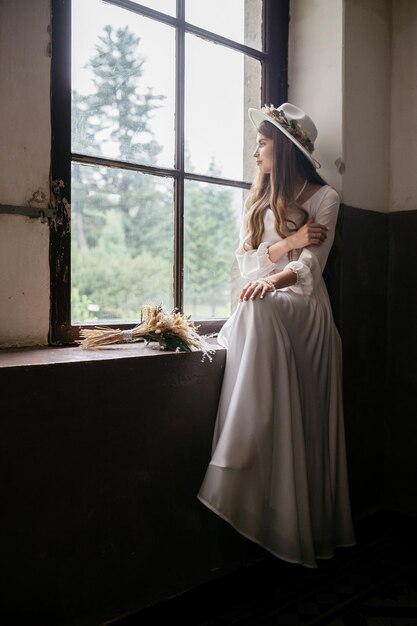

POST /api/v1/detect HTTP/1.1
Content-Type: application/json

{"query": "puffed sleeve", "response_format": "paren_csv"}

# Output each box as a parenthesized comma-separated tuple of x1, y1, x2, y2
(235, 218, 280, 280)
(284, 187, 340, 296)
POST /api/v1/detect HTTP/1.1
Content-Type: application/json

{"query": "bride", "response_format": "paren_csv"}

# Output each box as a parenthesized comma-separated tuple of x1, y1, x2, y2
(198, 102, 356, 568)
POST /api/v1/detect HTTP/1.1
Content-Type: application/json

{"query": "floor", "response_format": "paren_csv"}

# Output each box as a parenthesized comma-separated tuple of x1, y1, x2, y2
(112, 512, 417, 626)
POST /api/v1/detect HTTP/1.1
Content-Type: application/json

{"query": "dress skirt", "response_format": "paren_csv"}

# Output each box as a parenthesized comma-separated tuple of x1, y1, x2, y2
(197, 278, 356, 568)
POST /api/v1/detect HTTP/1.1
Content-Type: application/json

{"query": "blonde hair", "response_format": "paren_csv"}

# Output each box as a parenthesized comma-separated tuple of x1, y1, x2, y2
(245, 121, 326, 256)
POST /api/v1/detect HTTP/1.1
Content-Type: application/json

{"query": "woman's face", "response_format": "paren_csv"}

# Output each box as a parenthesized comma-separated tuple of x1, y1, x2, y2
(253, 132, 274, 174)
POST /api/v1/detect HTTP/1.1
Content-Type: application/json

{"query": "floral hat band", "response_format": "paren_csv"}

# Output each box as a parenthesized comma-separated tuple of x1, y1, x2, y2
(262, 105, 314, 154)
(248, 102, 320, 168)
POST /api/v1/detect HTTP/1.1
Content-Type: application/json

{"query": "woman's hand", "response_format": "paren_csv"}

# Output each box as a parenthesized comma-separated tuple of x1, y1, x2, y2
(287, 217, 328, 250)
(239, 278, 275, 302)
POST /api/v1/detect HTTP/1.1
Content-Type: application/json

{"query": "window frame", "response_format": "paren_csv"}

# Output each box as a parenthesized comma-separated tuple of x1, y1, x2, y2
(49, 0, 289, 345)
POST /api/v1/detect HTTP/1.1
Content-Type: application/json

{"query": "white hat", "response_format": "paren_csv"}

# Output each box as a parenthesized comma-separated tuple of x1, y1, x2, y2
(248, 102, 319, 168)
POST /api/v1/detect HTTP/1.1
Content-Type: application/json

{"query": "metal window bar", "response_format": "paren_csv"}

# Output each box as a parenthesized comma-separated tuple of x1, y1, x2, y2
(49, 0, 289, 345)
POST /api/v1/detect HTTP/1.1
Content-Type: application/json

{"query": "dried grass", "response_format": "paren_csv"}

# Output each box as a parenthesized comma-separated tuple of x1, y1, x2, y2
(78, 304, 215, 360)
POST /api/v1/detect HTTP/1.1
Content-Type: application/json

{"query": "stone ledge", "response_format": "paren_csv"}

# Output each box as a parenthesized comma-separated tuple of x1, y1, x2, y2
(0, 338, 223, 368)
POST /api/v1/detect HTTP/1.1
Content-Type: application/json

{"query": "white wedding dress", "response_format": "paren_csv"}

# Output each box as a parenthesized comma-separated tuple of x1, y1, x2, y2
(198, 185, 356, 568)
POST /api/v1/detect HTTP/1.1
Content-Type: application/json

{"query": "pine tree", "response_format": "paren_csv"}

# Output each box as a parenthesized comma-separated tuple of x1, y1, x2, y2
(184, 159, 240, 318)
(72, 25, 171, 258)
(71, 25, 173, 320)
(87, 25, 162, 164)
(71, 25, 240, 321)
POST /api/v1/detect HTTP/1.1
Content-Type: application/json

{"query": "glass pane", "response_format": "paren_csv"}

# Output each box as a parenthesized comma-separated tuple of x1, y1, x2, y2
(185, 35, 261, 182)
(184, 181, 246, 319)
(71, 163, 174, 323)
(72, 0, 175, 167)
(130, 0, 175, 16)
(185, 0, 263, 50)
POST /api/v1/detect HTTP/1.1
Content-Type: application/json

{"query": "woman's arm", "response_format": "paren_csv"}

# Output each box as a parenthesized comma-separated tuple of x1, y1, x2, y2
(239, 188, 340, 301)
(235, 219, 278, 280)
(267, 219, 328, 263)
(284, 188, 340, 295)
(235, 216, 327, 279)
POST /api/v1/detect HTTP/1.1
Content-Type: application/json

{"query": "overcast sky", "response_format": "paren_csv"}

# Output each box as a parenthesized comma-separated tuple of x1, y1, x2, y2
(72, 0, 261, 181)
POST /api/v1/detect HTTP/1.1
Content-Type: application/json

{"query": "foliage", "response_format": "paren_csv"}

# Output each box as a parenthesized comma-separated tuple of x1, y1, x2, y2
(184, 160, 239, 317)
(71, 24, 239, 322)
(72, 210, 173, 319)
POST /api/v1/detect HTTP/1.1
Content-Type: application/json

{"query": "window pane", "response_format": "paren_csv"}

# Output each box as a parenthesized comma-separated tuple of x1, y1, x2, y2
(185, 0, 263, 50)
(130, 0, 175, 16)
(184, 181, 246, 319)
(185, 35, 261, 182)
(72, 0, 175, 167)
(71, 163, 174, 322)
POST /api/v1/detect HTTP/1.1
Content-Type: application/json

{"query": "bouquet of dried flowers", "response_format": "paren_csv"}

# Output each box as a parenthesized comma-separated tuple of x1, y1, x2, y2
(78, 304, 215, 360)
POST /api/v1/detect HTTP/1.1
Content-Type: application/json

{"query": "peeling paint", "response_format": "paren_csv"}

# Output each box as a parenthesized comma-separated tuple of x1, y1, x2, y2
(50, 180, 71, 233)
(62, 199, 71, 235)
(28, 189, 48, 207)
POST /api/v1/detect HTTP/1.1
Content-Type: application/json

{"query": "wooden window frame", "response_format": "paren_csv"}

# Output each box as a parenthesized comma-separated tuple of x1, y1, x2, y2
(49, 0, 289, 345)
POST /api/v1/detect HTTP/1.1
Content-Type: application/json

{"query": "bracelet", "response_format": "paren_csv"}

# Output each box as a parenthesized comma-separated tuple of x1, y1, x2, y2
(263, 278, 276, 291)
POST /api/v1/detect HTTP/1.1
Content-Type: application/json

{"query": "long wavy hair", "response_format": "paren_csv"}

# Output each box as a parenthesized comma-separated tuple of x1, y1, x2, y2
(245, 120, 327, 253)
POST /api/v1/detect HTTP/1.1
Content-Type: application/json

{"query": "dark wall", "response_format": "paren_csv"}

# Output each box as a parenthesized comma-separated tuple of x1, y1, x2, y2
(0, 350, 264, 626)
(334, 206, 388, 516)
(326, 206, 417, 518)
(384, 210, 417, 513)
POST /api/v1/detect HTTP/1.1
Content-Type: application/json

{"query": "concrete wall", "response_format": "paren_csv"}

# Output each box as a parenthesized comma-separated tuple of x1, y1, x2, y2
(390, 0, 417, 212)
(343, 0, 391, 212)
(288, 0, 344, 193)
(0, 0, 51, 347)
(288, 0, 392, 212)
(289, 0, 417, 215)
(0, 215, 50, 347)
(289, 0, 417, 518)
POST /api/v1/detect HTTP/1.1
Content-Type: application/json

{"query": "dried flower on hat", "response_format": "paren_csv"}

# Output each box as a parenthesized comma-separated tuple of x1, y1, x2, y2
(262, 105, 315, 154)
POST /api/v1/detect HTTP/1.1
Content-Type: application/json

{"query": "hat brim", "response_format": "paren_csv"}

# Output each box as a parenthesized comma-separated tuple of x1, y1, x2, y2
(248, 108, 319, 169)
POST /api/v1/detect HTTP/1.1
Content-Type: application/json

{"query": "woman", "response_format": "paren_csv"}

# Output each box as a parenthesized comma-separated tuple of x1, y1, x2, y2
(197, 103, 356, 569)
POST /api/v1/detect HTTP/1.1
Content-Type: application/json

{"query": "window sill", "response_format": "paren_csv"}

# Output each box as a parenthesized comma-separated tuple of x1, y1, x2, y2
(50, 319, 227, 346)
(0, 338, 224, 369)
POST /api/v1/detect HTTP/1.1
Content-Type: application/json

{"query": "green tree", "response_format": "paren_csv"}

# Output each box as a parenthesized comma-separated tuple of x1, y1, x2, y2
(71, 25, 239, 322)
(71, 25, 173, 321)
(87, 25, 162, 164)
(73, 210, 171, 319)
(184, 159, 239, 318)
(71, 91, 105, 251)
(72, 25, 171, 257)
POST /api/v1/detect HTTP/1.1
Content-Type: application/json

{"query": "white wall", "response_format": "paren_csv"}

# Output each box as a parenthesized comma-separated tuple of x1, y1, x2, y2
(390, 0, 417, 212)
(288, 0, 344, 194)
(289, 0, 392, 213)
(343, 0, 391, 212)
(0, 216, 50, 347)
(0, 0, 51, 347)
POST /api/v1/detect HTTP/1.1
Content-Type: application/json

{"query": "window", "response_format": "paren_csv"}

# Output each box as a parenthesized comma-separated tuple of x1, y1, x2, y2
(50, 0, 289, 344)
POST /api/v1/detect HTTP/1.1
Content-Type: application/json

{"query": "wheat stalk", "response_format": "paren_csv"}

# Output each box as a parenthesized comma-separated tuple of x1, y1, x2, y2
(78, 304, 214, 359)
